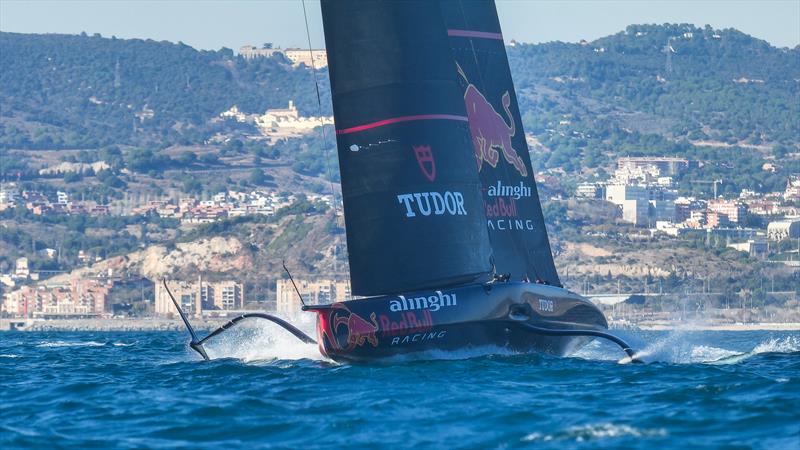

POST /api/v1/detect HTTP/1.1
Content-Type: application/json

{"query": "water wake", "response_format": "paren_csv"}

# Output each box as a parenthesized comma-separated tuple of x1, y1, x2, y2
(36, 340, 107, 348)
(616, 332, 799, 365)
(522, 423, 668, 443)
(201, 319, 324, 363)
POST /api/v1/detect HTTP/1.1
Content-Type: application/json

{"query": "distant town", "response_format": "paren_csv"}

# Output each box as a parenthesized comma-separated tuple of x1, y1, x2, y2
(1, 93, 798, 329)
(576, 157, 799, 257)
(2, 150, 797, 327)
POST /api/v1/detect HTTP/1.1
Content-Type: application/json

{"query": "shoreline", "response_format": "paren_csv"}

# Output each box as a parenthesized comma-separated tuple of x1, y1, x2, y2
(2, 318, 799, 332)
(0, 318, 230, 332)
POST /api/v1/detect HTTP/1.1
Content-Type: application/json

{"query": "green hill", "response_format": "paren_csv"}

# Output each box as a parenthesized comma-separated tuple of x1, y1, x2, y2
(511, 23, 798, 149)
(0, 32, 331, 149)
(1, 25, 797, 196)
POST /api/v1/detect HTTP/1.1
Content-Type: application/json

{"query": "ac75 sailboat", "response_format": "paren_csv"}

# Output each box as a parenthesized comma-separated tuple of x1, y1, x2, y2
(167, 0, 639, 363)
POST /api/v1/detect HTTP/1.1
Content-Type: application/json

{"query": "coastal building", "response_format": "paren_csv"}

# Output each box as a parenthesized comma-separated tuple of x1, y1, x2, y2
(218, 102, 333, 141)
(275, 279, 351, 315)
(238, 45, 283, 59)
(617, 157, 689, 176)
(727, 239, 768, 259)
(650, 199, 676, 222)
(674, 197, 699, 223)
(154, 279, 245, 317)
(784, 178, 800, 201)
(745, 199, 780, 216)
(706, 211, 730, 229)
(15, 258, 30, 278)
(605, 184, 649, 226)
(253, 101, 334, 134)
(767, 220, 800, 240)
(238, 45, 328, 68)
(284, 49, 328, 68)
(707, 199, 747, 224)
(575, 183, 602, 198)
(1, 279, 112, 318)
(613, 164, 661, 185)
(0, 183, 19, 208)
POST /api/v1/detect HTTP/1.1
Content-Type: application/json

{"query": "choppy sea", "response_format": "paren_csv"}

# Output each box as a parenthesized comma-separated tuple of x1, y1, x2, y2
(1, 326, 798, 449)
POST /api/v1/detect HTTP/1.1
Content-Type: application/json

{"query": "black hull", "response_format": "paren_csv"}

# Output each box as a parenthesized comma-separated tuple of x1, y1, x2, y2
(305, 282, 607, 363)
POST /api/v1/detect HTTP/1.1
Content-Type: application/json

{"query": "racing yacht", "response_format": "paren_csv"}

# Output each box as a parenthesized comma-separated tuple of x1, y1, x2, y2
(168, 0, 638, 363)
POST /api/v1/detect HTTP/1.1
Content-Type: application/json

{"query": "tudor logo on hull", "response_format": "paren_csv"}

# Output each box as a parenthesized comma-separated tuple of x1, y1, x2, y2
(390, 290, 457, 312)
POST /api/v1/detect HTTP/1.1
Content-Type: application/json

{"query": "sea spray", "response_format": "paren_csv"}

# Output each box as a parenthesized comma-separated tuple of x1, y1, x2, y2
(201, 318, 323, 363)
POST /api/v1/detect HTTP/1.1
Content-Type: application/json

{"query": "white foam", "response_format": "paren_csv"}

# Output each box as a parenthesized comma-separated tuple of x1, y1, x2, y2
(689, 345, 741, 362)
(523, 423, 667, 442)
(620, 332, 800, 365)
(202, 319, 325, 363)
(0, 354, 21, 358)
(572, 339, 619, 361)
(36, 340, 106, 348)
(752, 335, 800, 354)
(569, 319, 800, 365)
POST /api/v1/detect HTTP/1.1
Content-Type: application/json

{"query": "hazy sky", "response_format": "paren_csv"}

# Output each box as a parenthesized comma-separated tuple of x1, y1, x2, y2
(1, 0, 798, 50)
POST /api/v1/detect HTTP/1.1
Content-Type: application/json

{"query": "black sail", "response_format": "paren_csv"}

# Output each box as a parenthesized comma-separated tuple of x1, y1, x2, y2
(321, 0, 493, 296)
(440, 0, 561, 286)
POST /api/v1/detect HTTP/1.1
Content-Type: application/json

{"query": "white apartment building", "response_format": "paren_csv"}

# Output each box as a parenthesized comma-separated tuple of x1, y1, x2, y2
(275, 279, 351, 316)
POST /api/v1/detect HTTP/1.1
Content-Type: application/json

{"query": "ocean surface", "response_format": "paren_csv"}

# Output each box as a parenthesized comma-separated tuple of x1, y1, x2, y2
(1, 326, 798, 449)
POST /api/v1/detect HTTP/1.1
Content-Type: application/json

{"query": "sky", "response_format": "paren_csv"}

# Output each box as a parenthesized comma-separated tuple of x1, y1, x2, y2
(1, 0, 798, 50)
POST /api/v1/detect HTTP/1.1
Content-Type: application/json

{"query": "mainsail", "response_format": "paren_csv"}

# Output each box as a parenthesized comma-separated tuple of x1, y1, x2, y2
(321, 0, 493, 296)
(441, 0, 561, 286)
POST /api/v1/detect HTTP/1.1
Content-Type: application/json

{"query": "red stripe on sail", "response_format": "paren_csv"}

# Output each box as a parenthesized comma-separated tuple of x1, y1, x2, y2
(335, 114, 469, 135)
(447, 29, 503, 40)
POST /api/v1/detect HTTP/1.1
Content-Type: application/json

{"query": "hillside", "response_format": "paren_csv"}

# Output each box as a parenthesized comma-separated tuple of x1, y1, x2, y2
(509, 24, 799, 196)
(1, 25, 798, 311)
(2, 25, 797, 152)
(0, 31, 331, 150)
(512, 24, 798, 144)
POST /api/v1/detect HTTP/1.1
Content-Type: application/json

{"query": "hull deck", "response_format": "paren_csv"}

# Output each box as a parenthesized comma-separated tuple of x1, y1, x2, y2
(305, 282, 608, 362)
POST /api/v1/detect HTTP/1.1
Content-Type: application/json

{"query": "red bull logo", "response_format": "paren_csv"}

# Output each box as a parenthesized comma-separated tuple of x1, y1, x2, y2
(320, 303, 379, 351)
(413, 145, 436, 182)
(457, 64, 528, 177)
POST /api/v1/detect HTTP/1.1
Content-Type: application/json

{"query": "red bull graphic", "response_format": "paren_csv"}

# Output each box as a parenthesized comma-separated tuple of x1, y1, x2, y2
(457, 64, 527, 177)
(413, 145, 436, 182)
(319, 303, 379, 351)
(379, 310, 434, 338)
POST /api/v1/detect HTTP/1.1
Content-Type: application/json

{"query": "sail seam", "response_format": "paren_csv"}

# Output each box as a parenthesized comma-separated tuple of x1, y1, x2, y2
(336, 114, 468, 135)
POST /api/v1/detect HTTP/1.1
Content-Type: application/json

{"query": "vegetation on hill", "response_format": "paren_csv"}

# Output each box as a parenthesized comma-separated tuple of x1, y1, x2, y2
(0, 32, 331, 149)
(0, 25, 797, 308)
(511, 24, 798, 144)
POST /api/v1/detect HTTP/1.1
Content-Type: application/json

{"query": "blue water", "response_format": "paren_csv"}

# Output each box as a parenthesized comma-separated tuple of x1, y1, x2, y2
(1, 327, 798, 449)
